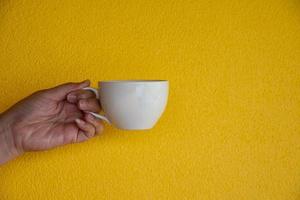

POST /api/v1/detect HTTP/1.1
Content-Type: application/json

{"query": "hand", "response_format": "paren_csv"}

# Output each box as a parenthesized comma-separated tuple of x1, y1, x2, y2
(0, 80, 103, 164)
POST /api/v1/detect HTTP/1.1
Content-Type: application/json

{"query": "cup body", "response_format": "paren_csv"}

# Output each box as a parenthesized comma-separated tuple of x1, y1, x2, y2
(98, 80, 168, 130)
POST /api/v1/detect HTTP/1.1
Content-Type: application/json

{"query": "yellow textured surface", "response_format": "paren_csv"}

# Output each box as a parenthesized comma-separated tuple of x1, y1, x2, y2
(0, 0, 300, 199)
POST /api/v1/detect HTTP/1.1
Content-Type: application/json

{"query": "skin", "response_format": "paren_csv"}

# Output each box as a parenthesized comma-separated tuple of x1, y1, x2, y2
(0, 80, 103, 165)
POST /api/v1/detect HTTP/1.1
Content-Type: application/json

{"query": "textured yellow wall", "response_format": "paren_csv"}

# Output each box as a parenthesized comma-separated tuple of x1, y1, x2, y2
(0, 0, 299, 199)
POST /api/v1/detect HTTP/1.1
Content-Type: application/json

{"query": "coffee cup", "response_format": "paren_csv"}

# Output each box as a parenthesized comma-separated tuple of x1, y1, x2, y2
(83, 80, 169, 130)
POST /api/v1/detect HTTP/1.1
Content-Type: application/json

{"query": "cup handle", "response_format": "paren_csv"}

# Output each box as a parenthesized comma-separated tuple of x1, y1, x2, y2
(82, 87, 111, 124)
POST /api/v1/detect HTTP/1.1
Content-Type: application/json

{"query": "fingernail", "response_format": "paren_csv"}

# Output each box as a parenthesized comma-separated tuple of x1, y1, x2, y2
(75, 118, 85, 125)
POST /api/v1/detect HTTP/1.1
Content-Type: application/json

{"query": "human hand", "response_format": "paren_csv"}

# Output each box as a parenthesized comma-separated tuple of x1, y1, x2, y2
(0, 80, 103, 164)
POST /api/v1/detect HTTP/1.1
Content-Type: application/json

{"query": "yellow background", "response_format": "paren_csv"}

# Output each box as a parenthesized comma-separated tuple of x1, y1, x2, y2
(0, 0, 299, 199)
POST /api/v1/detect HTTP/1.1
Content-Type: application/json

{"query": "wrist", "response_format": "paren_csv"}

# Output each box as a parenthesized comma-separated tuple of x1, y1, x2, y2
(0, 112, 22, 164)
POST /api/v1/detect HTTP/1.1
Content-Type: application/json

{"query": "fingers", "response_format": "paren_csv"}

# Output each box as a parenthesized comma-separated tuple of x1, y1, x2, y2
(75, 118, 96, 138)
(84, 113, 103, 134)
(65, 84, 101, 114)
(67, 89, 96, 103)
(78, 98, 101, 112)
(74, 114, 104, 142)
(44, 80, 90, 101)
(67, 89, 101, 113)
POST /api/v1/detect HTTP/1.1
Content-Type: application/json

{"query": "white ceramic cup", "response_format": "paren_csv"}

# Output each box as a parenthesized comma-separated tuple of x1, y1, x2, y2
(83, 80, 169, 130)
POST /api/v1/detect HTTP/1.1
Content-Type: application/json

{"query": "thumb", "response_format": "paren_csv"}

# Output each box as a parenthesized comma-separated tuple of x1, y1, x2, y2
(45, 80, 90, 101)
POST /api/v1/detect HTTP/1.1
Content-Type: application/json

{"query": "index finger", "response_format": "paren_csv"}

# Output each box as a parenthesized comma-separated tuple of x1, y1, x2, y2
(67, 89, 96, 103)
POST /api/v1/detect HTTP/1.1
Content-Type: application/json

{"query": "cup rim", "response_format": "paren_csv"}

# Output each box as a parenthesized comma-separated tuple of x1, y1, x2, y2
(99, 80, 168, 83)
